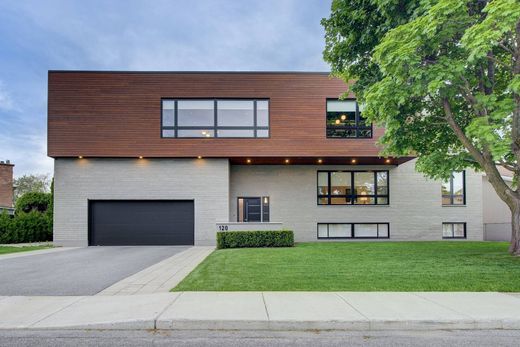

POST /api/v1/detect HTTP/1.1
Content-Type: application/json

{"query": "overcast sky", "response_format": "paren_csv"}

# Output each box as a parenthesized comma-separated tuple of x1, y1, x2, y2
(0, 0, 332, 177)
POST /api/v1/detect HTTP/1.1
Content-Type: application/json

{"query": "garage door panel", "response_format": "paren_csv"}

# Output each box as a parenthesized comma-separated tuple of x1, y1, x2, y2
(89, 200, 194, 246)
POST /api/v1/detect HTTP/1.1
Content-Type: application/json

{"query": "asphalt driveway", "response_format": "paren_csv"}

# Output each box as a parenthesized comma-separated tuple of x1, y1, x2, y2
(0, 246, 189, 296)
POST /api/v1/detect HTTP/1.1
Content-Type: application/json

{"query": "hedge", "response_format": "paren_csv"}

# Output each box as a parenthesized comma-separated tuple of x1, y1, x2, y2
(15, 192, 52, 214)
(0, 210, 52, 244)
(217, 230, 294, 249)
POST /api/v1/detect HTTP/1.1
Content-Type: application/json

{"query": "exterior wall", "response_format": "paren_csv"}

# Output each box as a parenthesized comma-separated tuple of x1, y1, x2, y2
(0, 162, 14, 208)
(483, 176, 512, 241)
(48, 71, 384, 159)
(229, 159, 483, 241)
(53, 158, 229, 246)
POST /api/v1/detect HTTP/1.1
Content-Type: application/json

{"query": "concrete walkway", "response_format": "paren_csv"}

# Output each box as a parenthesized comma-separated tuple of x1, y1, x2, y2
(1, 292, 520, 331)
(0, 247, 78, 260)
(96, 247, 214, 295)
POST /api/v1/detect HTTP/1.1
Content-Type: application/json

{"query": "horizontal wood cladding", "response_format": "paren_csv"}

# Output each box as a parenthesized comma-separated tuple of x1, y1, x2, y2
(48, 72, 385, 158)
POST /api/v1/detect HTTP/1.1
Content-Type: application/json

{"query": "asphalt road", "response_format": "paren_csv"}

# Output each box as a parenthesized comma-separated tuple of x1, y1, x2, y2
(1, 329, 519, 347)
(0, 246, 189, 295)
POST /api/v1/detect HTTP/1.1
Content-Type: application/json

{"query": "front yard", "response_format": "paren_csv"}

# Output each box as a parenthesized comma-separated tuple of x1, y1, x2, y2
(173, 242, 520, 292)
(0, 245, 51, 255)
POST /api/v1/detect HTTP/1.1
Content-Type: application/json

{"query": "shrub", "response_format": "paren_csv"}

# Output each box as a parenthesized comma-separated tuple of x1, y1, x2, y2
(217, 230, 294, 249)
(15, 192, 51, 214)
(0, 211, 52, 244)
(0, 211, 11, 242)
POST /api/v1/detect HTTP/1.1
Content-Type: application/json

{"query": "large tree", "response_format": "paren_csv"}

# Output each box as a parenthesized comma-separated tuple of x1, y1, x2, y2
(13, 174, 51, 200)
(323, 0, 520, 254)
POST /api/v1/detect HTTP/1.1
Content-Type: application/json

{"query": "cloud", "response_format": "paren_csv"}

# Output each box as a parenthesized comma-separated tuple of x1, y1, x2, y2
(0, 81, 16, 111)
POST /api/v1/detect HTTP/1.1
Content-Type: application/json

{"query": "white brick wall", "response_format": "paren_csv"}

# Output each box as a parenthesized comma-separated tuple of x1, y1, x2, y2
(53, 158, 229, 246)
(229, 159, 483, 241)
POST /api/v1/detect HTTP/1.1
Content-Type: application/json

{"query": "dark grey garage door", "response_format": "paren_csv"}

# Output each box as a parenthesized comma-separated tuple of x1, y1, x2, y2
(89, 200, 194, 246)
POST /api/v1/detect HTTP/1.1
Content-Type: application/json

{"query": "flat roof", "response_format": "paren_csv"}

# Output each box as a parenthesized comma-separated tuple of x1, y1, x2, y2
(48, 70, 332, 75)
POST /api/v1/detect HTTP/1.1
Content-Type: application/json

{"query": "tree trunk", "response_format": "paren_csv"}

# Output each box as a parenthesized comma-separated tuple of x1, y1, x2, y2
(510, 204, 520, 256)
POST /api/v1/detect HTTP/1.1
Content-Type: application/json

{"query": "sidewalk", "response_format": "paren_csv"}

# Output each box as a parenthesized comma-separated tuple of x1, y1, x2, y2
(1, 292, 520, 331)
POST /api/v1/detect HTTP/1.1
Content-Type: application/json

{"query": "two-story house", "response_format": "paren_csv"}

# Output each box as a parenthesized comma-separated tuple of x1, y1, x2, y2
(47, 71, 482, 246)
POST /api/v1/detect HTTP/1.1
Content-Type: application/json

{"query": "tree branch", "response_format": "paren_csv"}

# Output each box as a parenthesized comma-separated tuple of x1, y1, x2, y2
(442, 97, 515, 205)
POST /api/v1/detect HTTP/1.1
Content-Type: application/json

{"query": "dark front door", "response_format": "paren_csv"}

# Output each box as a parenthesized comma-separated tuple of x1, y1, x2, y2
(89, 200, 194, 246)
(244, 198, 261, 222)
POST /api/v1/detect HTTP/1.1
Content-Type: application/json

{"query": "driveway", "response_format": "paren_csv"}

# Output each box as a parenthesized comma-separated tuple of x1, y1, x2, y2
(0, 246, 189, 296)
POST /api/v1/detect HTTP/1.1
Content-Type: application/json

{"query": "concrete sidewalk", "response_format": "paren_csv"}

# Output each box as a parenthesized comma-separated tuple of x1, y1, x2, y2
(1, 292, 520, 331)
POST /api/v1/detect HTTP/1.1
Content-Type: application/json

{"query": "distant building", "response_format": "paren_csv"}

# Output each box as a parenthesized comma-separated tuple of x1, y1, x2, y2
(0, 160, 15, 215)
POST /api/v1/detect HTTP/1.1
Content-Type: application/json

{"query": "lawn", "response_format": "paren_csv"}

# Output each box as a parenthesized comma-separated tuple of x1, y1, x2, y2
(173, 242, 520, 292)
(0, 245, 51, 255)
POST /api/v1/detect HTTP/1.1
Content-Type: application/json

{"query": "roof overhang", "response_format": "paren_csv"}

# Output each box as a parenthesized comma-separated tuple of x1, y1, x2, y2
(228, 156, 415, 165)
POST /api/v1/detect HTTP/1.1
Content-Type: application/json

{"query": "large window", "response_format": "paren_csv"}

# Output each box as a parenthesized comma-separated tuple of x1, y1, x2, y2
(161, 99, 269, 138)
(326, 100, 372, 138)
(317, 223, 390, 239)
(317, 170, 389, 205)
(442, 171, 465, 205)
(442, 222, 466, 239)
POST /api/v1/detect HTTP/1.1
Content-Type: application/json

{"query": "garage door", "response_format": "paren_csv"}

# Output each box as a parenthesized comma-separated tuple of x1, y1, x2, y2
(89, 200, 194, 246)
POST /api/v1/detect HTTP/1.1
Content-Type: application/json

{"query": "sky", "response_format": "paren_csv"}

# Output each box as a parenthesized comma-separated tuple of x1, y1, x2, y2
(0, 0, 332, 177)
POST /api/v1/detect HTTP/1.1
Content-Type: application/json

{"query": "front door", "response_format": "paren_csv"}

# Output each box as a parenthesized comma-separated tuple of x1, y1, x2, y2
(244, 197, 261, 222)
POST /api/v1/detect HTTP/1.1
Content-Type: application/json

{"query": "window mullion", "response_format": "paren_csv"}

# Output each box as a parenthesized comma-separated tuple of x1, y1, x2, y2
(174, 100, 178, 138)
(374, 172, 378, 205)
(253, 100, 257, 138)
(328, 172, 331, 205)
(214, 100, 218, 138)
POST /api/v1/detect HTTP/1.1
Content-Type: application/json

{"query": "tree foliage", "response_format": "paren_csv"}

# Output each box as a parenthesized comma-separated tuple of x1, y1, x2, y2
(13, 174, 51, 200)
(323, 0, 520, 253)
(15, 192, 52, 214)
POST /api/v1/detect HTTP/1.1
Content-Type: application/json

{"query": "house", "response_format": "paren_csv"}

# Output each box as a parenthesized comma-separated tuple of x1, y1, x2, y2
(47, 71, 483, 246)
(483, 167, 513, 241)
(0, 160, 15, 215)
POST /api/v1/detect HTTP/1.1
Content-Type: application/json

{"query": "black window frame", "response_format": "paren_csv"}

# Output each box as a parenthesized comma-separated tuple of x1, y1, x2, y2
(442, 222, 467, 239)
(317, 223, 390, 239)
(326, 98, 373, 139)
(442, 171, 466, 206)
(161, 98, 270, 139)
(317, 170, 390, 206)
(237, 196, 270, 223)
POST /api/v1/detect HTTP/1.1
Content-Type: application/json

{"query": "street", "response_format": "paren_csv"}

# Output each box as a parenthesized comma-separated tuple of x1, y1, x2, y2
(1, 329, 519, 347)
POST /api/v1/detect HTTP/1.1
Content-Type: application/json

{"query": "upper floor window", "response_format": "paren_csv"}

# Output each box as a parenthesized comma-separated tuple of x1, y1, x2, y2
(161, 99, 269, 138)
(442, 171, 465, 205)
(326, 100, 372, 138)
(317, 170, 389, 205)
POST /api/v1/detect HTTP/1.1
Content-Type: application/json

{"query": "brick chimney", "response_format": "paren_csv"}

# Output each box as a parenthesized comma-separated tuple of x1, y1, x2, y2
(0, 160, 14, 208)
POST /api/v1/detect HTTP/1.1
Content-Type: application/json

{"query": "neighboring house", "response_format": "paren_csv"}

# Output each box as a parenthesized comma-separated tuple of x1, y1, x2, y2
(47, 71, 483, 247)
(483, 167, 513, 241)
(0, 160, 15, 215)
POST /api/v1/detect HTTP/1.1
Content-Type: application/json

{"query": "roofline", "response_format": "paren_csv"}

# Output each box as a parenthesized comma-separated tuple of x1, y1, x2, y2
(48, 70, 332, 75)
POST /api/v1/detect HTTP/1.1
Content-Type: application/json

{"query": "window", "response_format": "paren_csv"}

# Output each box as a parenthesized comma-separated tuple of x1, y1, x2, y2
(317, 223, 389, 239)
(326, 100, 372, 138)
(442, 223, 466, 239)
(237, 197, 270, 222)
(162, 99, 269, 138)
(317, 171, 389, 205)
(442, 171, 465, 205)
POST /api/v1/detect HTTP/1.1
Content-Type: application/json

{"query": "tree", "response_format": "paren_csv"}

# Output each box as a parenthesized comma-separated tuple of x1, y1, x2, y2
(323, 0, 520, 254)
(13, 174, 51, 200)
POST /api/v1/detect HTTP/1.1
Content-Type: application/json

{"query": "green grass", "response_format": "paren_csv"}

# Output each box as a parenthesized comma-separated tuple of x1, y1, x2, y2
(173, 242, 520, 292)
(0, 245, 51, 255)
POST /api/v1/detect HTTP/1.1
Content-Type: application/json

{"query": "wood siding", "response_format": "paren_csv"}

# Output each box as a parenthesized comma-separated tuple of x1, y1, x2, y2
(48, 72, 385, 158)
